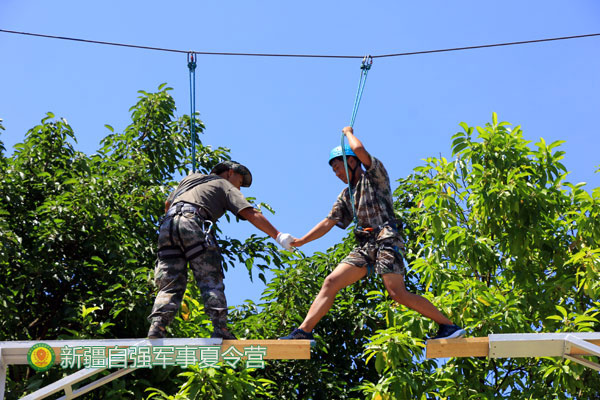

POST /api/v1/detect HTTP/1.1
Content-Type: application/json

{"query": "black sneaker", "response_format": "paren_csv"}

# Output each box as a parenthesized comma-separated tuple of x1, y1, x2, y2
(148, 321, 166, 339)
(279, 328, 314, 340)
(431, 324, 466, 340)
(211, 326, 237, 340)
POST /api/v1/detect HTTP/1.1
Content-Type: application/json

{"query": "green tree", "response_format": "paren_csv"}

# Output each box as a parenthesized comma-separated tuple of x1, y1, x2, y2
(164, 113, 599, 400)
(156, 114, 599, 399)
(357, 113, 600, 399)
(3, 89, 598, 399)
(0, 84, 279, 398)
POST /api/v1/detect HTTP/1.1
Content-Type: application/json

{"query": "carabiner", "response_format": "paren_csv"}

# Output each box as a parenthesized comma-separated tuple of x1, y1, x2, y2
(360, 55, 373, 71)
(187, 52, 197, 71)
(202, 220, 214, 236)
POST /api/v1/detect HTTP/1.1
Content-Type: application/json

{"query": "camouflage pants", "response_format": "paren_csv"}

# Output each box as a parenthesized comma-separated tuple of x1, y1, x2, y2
(147, 211, 228, 330)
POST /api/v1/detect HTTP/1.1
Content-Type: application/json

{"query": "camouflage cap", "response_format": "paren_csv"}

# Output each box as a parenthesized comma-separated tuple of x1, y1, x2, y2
(210, 160, 252, 187)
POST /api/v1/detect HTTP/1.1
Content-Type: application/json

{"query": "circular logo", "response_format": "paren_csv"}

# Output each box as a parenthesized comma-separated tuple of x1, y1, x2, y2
(27, 343, 55, 372)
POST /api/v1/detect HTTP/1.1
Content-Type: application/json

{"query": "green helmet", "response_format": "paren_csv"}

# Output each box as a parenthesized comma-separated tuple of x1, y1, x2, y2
(210, 160, 252, 187)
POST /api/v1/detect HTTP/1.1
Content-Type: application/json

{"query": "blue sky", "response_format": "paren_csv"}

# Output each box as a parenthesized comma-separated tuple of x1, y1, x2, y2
(1, 1, 599, 308)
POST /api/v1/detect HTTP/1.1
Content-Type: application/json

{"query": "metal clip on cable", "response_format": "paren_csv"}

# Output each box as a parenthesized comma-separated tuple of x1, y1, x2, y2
(360, 55, 373, 71)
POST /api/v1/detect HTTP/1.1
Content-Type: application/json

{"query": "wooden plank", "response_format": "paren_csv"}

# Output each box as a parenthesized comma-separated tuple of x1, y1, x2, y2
(426, 337, 489, 359)
(426, 334, 600, 359)
(222, 340, 311, 360)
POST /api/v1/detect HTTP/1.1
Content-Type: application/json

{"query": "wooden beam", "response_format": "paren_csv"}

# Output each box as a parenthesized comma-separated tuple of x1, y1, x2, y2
(426, 337, 489, 359)
(426, 333, 600, 359)
(222, 340, 311, 360)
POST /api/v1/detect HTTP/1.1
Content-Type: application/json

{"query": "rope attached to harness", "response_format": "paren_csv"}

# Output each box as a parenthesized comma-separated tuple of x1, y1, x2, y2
(187, 53, 198, 172)
(342, 56, 373, 227)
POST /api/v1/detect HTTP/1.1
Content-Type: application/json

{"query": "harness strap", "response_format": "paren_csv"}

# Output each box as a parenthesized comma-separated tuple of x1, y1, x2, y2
(158, 202, 213, 260)
(165, 202, 210, 219)
(170, 175, 222, 206)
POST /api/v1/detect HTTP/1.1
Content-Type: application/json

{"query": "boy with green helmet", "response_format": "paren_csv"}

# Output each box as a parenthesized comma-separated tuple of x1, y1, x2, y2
(280, 127, 464, 341)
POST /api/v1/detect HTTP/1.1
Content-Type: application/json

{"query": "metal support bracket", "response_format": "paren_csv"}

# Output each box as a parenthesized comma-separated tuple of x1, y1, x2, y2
(20, 367, 106, 400)
(489, 332, 600, 359)
(426, 331, 600, 374)
(56, 367, 136, 400)
(563, 334, 600, 372)
(0, 350, 7, 400)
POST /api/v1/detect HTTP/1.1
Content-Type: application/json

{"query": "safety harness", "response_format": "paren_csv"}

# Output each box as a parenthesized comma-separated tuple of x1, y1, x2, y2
(157, 175, 221, 261)
(158, 202, 216, 261)
(354, 220, 405, 277)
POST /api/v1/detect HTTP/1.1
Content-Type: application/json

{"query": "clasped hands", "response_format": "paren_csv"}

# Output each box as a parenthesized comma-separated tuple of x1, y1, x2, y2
(275, 233, 305, 251)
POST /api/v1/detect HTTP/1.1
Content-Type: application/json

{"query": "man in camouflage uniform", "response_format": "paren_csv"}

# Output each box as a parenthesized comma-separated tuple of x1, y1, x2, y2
(148, 161, 294, 339)
(280, 127, 465, 341)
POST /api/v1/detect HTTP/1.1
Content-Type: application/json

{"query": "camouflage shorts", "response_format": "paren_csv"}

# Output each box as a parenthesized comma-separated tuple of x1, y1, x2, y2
(342, 236, 406, 276)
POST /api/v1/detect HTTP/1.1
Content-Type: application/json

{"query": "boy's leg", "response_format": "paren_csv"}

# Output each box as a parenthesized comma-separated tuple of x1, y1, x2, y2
(381, 273, 453, 326)
(298, 262, 367, 332)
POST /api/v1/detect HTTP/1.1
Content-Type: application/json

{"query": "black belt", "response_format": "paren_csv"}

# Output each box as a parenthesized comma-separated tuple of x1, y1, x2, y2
(354, 221, 399, 242)
(165, 202, 211, 220)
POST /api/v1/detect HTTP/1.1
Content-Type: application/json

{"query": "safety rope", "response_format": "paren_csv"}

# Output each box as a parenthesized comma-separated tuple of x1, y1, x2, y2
(342, 55, 373, 226)
(187, 53, 197, 173)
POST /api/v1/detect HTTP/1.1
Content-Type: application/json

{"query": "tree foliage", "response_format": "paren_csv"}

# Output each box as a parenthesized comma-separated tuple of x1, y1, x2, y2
(357, 113, 600, 399)
(0, 84, 277, 398)
(1, 84, 598, 400)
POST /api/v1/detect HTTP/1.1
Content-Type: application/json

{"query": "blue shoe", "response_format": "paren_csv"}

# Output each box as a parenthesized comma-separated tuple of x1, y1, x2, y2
(431, 324, 466, 340)
(279, 328, 314, 340)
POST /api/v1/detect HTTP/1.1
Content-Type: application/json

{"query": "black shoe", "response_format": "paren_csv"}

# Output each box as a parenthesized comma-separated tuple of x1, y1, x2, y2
(211, 326, 237, 340)
(431, 324, 466, 340)
(279, 328, 314, 340)
(148, 321, 166, 339)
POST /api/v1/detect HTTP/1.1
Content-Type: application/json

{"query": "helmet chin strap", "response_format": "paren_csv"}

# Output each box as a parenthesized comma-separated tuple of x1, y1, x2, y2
(347, 158, 360, 185)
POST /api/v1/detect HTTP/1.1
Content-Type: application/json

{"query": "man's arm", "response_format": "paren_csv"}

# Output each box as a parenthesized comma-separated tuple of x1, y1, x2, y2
(343, 126, 372, 169)
(291, 218, 337, 247)
(238, 207, 280, 239)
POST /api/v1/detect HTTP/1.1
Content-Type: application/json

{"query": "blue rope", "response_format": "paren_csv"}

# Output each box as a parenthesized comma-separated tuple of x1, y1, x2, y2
(187, 53, 197, 173)
(342, 56, 373, 226)
(349, 57, 372, 127)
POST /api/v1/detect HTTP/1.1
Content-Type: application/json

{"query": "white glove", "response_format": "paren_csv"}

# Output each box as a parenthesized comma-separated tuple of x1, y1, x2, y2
(276, 232, 294, 251)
